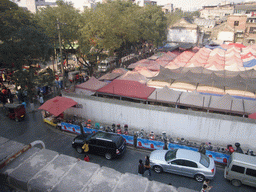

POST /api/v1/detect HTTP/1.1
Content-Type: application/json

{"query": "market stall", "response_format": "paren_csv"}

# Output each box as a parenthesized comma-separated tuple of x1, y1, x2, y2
(38, 96, 77, 127)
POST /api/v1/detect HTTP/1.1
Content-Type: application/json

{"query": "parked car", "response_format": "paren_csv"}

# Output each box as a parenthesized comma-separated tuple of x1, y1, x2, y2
(150, 149, 216, 182)
(72, 131, 126, 160)
(224, 152, 256, 187)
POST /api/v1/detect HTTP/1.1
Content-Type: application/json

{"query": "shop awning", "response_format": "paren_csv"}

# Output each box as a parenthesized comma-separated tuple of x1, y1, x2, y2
(38, 96, 77, 117)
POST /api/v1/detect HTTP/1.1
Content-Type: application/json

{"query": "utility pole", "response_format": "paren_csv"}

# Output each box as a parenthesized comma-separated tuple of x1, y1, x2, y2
(57, 18, 65, 88)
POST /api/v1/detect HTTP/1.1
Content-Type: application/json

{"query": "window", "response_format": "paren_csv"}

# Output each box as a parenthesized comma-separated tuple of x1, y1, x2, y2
(248, 39, 255, 44)
(171, 159, 185, 166)
(96, 140, 107, 147)
(234, 21, 239, 26)
(184, 160, 198, 168)
(249, 27, 256, 33)
(246, 168, 256, 177)
(231, 165, 245, 174)
(165, 149, 177, 161)
(200, 154, 210, 168)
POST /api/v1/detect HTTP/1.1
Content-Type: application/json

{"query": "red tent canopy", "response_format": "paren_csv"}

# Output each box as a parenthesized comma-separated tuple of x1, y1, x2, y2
(38, 96, 77, 117)
(96, 80, 155, 100)
(248, 112, 256, 120)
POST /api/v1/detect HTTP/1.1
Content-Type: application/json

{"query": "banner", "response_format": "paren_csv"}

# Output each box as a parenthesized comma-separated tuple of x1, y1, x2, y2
(60, 122, 229, 164)
(61, 122, 81, 134)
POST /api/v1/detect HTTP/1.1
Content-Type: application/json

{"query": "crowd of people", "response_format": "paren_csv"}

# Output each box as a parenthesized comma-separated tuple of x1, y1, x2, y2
(0, 83, 13, 105)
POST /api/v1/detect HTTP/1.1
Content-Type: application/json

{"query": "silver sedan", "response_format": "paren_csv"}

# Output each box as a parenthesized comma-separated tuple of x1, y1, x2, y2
(150, 148, 216, 182)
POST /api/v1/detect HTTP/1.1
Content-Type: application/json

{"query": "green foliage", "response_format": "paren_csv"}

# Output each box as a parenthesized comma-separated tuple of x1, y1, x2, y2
(0, 0, 52, 69)
(37, 67, 55, 87)
(12, 68, 38, 102)
(78, 1, 167, 70)
(166, 10, 200, 26)
(35, 0, 81, 50)
(139, 5, 167, 47)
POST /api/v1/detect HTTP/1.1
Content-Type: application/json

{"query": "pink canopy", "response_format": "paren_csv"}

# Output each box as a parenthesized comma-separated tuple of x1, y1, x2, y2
(75, 76, 108, 91)
(96, 80, 155, 100)
(38, 96, 77, 117)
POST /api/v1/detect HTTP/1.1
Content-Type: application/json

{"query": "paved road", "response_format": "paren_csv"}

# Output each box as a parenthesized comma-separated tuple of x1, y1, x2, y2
(0, 106, 255, 192)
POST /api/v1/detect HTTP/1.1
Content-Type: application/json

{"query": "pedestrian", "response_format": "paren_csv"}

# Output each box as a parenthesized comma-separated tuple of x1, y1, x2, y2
(200, 184, 208, 192)
(82, 141, 89, 153)
(199, 143, 206, 155)
(39, 94, 44, 105)
(203, 179, 213, 191)
(144, 156, 151, 176)
(84, 154, 90, 162)
(7, 89, 13, 103)
(138, 159, 144, 176)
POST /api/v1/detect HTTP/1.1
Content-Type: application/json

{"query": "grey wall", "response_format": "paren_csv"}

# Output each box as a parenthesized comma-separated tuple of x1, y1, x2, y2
(63, 93, 256, 150)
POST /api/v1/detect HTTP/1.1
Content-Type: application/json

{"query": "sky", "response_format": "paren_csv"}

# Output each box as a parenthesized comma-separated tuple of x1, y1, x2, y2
(66, 0, 248, 11)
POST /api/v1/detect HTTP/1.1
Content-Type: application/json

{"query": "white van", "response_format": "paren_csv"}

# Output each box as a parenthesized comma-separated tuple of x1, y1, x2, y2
(98, 57, 117, 72)
(224, 152, 256, 187)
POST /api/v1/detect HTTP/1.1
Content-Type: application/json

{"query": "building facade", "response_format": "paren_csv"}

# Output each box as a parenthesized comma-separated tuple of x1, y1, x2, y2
(167, 18, 199, 44)
(11, 0, 57, 13)
(199, 4, 234, 23)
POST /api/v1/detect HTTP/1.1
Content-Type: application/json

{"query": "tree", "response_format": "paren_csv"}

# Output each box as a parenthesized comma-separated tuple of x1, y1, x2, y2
(0, 0, 52, 69)
(78, 1, 167, 71)
(166, 10, 200, 26)
(35, 0, 81, 65)
(138, 5, 167, 48)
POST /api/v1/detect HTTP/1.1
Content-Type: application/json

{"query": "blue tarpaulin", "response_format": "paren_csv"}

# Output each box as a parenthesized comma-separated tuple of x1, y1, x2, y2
(205, 45, 227, 50)
(243, 59, 256, 68)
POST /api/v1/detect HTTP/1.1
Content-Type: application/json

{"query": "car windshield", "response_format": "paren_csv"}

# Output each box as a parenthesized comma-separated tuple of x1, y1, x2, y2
(165, 149, 178, 162)
(200, 153, 210, 168)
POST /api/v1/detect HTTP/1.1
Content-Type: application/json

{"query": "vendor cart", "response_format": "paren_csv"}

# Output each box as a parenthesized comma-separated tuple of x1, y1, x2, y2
(4, 103, 26, 121)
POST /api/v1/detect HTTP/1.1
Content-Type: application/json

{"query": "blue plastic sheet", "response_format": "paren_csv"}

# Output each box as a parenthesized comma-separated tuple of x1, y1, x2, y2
(243, 59, 256, 67)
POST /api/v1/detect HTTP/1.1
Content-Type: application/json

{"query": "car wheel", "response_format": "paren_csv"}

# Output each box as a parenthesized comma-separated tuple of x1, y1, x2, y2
(153, 166, 163, 173)
(15, 117, 19, 122)
(76, 146, 83, 154)
(231, 179, 242, 187)
(105, 153, 112, 160)
(194, 174, 205, 182)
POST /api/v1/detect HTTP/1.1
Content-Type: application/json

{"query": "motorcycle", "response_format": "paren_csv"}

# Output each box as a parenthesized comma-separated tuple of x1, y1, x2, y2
(116, 124, 122, 134)
(124, 124, 129, 135)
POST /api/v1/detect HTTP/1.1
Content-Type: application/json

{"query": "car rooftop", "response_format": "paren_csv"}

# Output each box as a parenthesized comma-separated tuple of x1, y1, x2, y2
(176, 149, 201, 162)
(232, 152, 256, 166)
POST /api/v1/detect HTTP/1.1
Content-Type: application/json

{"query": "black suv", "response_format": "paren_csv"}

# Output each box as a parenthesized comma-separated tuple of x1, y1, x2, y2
(72, 131, 126, 160)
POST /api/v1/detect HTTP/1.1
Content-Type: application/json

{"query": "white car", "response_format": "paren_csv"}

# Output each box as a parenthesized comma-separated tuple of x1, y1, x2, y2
(150, 148, 216, 182)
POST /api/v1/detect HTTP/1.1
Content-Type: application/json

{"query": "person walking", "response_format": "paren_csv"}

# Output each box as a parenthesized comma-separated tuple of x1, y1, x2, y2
(138, 159, 144, 176)
(203, 179, 213, 191)
(39, 94, 44, 105)
(82, 141, 89, 153)
(198, 143, 206, 155)
(200, 184, 208, 192)
(144, 156, 151, 176)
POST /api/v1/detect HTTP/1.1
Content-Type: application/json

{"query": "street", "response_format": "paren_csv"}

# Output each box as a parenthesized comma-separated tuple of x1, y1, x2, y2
(0, 106, 255, 192)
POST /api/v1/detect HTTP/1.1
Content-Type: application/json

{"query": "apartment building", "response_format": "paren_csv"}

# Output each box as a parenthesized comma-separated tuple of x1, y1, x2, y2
(200, 4, 234, 22)
(11, 0, 57, 13)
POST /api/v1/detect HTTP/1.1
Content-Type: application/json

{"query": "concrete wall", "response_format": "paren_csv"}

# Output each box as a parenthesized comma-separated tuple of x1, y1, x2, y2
(64, 93, 256, 149)
(167, 29, 198, 43)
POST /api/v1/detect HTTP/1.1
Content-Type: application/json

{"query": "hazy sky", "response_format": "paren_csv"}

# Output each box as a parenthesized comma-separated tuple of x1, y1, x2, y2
(67, 0, 247, 11)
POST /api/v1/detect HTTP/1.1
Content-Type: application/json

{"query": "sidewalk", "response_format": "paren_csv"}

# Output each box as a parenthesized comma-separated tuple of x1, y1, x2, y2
(0, 136, 180, 192)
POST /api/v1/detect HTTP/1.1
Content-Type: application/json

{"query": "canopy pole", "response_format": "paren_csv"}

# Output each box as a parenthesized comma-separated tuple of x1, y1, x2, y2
(207, 95, 212, 113)
(242, 99, 245, 117)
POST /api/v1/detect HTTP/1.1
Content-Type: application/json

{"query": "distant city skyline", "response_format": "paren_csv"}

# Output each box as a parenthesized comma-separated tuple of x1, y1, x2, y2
(41, 0, 255, 11)
(66, 0, 249, 11)
(157, 0, 247, 10)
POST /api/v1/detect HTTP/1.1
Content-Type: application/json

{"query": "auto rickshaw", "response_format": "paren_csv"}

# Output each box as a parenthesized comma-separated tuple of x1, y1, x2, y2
(4, 103, 26, 121)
